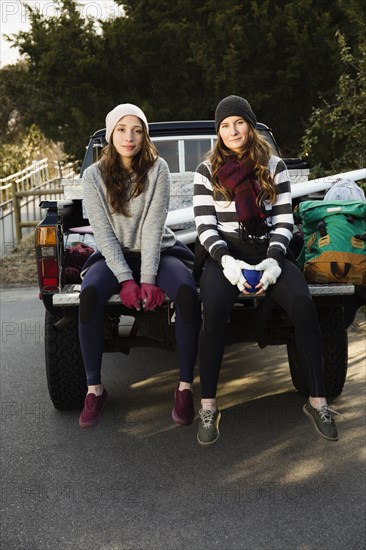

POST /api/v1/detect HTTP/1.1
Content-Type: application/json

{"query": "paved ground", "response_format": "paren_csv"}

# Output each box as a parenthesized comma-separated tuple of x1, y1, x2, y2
(0, 286, 365, 550)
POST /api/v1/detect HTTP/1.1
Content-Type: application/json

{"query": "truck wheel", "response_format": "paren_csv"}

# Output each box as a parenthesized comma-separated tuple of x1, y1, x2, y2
(287, 305, 348, 398)
(318, 305, 348, 397)
(45, 311, 87, 410)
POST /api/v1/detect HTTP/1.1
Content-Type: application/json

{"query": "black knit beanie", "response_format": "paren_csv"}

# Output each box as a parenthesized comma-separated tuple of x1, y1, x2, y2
(215, 95, 257, 133)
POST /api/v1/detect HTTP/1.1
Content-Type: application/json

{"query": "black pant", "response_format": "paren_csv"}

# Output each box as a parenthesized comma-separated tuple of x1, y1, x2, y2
(199, 257, 325, 398)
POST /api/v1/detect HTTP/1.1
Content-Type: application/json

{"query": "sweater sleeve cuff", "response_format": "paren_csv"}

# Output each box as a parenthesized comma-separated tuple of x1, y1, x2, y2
(212, 246, 230, 265)
(140, 274, 156, 285)
(117, 272, 134, 284)
(267, 247, 285, 268)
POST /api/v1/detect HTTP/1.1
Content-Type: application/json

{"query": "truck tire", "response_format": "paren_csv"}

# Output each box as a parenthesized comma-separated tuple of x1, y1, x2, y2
(287, 305, 348, 398)
(45, 311, 87, 410)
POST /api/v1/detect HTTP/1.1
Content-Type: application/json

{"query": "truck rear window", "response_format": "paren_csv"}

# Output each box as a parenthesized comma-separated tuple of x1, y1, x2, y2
(153, 137, 214, 173)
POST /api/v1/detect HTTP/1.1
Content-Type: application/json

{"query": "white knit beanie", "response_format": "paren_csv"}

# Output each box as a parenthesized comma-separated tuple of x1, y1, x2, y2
(105, 103, 149, 143)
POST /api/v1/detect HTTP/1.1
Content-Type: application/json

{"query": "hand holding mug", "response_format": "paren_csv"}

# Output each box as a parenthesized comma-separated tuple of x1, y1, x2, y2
(242, 268, 263, 293)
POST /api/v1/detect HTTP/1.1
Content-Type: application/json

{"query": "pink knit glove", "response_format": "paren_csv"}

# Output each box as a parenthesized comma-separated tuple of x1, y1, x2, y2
(119, 280, 141, 310)
(140, 283, 164, 311)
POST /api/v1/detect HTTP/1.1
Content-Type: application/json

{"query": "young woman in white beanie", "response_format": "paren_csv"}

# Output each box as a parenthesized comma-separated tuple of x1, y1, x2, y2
(193, 95, 340, 445)
(78, 104, 200, 428)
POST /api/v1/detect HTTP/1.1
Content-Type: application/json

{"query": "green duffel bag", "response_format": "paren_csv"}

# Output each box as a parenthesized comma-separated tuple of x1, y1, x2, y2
(298, 200, 366, 285)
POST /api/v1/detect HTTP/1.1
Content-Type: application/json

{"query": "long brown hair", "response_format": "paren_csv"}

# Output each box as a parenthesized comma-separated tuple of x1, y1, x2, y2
(210, 125, 277, 205)
(99, 122, 158, 216)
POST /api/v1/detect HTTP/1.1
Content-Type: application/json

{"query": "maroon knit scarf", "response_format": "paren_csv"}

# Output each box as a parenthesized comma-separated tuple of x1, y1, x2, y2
(218, 154, 268, 239)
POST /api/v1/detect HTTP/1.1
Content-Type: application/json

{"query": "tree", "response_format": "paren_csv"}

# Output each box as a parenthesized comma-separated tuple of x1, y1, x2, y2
(8, 0, 103, 161)
(0, 124, 64, 179)
(300, 31, 366, 176)
(0, 61, 30, 144)
(185, 0, 354, 155)
(4, 0, 365, 163)
(0, 62, 65, 178)
(101, 0, 208, 120)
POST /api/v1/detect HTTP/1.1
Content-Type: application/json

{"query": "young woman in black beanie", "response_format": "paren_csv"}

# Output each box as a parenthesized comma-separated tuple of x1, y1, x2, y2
(193, 95, 340, 445)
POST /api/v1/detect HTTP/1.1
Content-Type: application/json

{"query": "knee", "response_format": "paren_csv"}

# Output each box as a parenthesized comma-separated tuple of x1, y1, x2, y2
(79, 285, 99, 324)
(291, 294, 318, 332)
(175, 284, 199, 323)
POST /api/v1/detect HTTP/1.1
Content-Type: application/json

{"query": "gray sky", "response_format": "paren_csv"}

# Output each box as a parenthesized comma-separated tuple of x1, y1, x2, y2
(1, 0, 123, 67)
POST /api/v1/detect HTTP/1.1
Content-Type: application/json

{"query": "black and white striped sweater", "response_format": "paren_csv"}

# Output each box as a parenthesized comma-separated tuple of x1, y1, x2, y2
(193, 156, 294, 265)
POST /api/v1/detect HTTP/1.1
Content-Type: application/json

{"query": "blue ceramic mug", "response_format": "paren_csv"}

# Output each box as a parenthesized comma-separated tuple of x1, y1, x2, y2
(243, 269, 262, 293)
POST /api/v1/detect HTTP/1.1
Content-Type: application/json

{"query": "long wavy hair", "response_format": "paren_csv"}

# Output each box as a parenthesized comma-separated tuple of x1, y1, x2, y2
(210, 125, 277, 205)
(99, 122, 158, 216)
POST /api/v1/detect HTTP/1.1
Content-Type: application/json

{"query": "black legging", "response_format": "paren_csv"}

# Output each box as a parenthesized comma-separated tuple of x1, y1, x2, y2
(199, 257, 325, 397)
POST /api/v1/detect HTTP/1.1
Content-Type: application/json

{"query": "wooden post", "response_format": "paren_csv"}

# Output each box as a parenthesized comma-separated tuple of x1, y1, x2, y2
(11, 180, 22, 245)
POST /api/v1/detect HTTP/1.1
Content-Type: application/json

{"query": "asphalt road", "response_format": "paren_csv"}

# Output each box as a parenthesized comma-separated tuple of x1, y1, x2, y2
(1, 286, 365, 550)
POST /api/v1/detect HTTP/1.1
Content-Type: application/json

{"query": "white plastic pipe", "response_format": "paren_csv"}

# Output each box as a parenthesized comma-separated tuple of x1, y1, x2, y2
(291, 168, 366, 198)
(166, 207, 194, 225)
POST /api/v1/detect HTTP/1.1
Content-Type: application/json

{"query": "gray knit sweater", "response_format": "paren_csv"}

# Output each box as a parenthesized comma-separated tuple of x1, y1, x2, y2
(82, 157, 176, 284)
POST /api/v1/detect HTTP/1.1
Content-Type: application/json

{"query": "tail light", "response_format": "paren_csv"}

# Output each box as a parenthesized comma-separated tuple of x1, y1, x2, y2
(35, 226, 61, 292)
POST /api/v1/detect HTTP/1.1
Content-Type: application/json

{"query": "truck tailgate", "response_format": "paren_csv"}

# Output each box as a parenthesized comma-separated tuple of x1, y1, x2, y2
(52, 283, 355, 307)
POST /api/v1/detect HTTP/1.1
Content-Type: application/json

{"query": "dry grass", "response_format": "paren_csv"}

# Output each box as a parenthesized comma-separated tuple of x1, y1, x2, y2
(0, 232, 38, 287)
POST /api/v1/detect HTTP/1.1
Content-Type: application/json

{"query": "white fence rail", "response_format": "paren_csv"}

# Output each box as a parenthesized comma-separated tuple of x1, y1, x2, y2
(0, 159, 77, 257)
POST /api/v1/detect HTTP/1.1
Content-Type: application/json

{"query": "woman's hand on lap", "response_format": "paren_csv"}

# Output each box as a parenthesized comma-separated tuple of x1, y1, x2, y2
(140, 283, 165, 311)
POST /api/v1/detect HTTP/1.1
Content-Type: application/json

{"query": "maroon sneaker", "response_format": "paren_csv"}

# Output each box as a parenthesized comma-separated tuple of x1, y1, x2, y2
(79, 388, 108, 428)
(171, 385, 195, 425)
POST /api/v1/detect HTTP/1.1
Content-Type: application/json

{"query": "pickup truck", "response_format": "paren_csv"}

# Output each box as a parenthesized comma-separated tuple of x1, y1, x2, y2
(35, 120, 362, 410)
